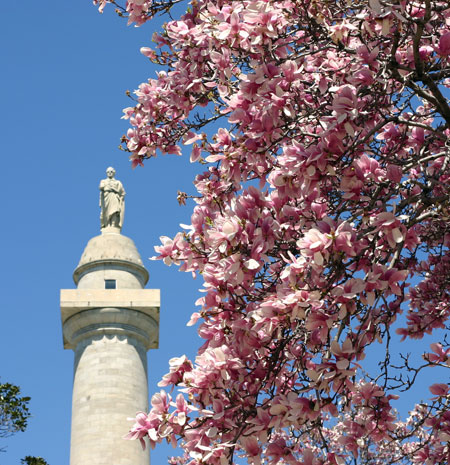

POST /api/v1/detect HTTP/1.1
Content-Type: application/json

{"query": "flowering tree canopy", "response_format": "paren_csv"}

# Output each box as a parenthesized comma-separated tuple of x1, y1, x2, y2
(94, 1, 449, 464)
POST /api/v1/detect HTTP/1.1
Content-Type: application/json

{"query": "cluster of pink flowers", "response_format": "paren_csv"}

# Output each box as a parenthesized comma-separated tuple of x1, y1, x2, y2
(94, 0, 153, 25)
(95, 0, 450, 464)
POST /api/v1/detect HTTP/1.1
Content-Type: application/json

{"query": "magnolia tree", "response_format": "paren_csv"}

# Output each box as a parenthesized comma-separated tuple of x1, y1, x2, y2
(94, 0, 449, 463)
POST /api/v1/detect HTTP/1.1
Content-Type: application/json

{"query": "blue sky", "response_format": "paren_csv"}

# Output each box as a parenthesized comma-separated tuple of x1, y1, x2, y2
(1, 1, 201, 463)
(1, 2, 448, 464)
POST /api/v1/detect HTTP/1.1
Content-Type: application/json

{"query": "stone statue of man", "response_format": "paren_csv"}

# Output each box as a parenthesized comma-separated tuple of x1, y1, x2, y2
(99, 167, 125, 230)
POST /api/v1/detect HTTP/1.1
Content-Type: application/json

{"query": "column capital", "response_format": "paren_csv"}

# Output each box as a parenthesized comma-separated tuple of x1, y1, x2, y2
(60, 289, 160, 350)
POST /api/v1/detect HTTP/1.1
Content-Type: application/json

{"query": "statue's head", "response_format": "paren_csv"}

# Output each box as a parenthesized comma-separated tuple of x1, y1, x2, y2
(106, 167, 116, 179)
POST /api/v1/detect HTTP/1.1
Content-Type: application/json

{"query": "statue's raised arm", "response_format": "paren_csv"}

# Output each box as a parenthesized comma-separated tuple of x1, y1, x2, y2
(99, 167, 125, 231)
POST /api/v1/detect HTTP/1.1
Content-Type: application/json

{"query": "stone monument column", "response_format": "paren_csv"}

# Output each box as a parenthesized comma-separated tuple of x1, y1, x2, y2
(61, 169, 159, 465)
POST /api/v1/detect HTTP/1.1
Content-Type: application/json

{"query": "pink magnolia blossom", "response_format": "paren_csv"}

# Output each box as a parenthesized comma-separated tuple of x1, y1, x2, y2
(93, 1, 450, 464)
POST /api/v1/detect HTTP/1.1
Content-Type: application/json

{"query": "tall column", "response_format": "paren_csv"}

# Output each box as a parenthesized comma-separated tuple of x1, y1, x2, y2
(61, 228, 160, 465)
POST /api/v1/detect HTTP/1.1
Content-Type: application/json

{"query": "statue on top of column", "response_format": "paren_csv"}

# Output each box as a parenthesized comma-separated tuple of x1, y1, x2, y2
(99, 167, 125, 230)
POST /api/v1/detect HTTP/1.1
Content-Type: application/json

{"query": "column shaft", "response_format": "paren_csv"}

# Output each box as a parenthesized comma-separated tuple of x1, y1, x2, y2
(70, 334, 150, 465)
